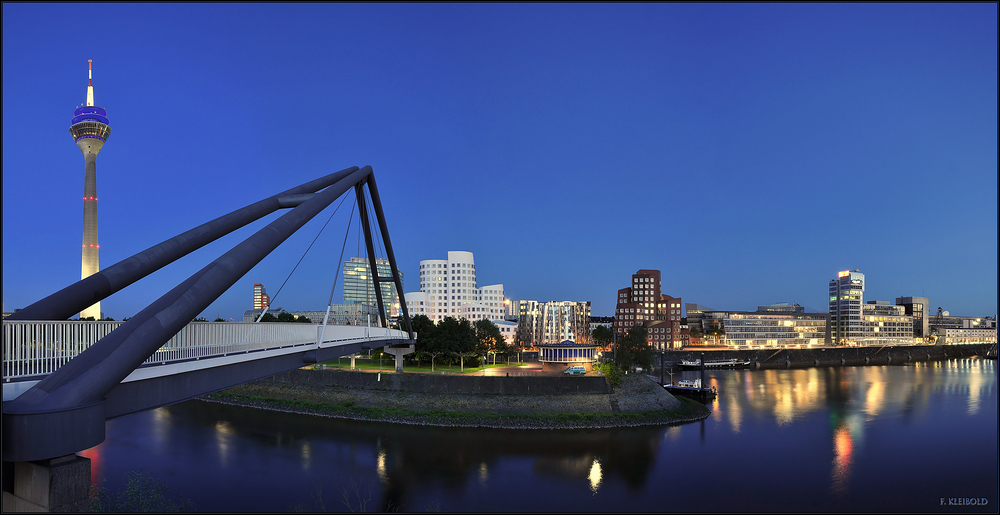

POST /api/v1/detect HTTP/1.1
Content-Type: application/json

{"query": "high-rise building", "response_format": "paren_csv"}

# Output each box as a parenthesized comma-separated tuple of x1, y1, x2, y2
(405, 251, 505, 324)
(895, 296, 929, 338)
(342, 257, 404, 317)
(70, 60, 111, 319)
(253, 283, 270, 311)
(613, 269, 684, 350)
(829, 269, 865, 345)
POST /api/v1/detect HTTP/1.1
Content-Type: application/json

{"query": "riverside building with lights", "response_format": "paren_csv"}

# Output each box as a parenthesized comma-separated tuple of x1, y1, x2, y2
(686, 304, 830, 347)
(829, 270, 865, 345)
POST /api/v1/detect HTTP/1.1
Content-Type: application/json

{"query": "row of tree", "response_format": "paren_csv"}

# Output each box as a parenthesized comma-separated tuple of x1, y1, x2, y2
(409, 314, 509, 371)
(590, 324, 654, 372)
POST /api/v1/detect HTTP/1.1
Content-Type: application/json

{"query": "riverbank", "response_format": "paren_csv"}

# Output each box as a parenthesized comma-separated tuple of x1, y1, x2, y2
(201, 370, 710, 429)
(664, 343, 993, 369)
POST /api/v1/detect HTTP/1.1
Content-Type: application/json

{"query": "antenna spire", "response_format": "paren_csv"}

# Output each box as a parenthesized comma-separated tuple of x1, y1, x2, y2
(86, 60, 95, 107)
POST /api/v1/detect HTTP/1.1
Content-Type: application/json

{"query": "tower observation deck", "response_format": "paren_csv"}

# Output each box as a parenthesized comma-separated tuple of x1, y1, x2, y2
(70, 60, 111, 319)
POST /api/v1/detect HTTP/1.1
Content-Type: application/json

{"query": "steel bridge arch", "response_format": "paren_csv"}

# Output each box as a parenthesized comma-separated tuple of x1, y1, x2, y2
(2, 166, 413, 462)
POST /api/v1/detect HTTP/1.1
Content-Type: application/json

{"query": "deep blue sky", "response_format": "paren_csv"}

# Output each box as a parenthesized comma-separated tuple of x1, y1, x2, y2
(3, 3, 997, 320)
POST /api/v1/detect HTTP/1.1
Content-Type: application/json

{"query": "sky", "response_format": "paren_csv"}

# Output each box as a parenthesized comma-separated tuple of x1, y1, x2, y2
(3, 3, 997, 321)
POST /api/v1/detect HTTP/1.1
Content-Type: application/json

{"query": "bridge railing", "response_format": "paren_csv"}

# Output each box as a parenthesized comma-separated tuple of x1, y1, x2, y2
(2, 320, 401, 381)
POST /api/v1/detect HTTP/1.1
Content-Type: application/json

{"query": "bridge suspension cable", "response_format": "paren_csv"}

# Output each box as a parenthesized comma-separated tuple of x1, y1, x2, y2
(254, 192, 351, 323)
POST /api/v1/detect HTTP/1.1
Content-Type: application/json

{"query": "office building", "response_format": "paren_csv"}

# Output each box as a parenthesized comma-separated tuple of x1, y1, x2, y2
(859, 301, 914, 345)
(253, 283, 270, 311)
(343, 257, 404, 317)
(517, 300, 591, 347)
(405, 251, 506, 324)
(757, 302, 805, 313)
(829, 270, 865, 345)
(895, 296, 929, 338)
(686, 304, 829, 347)
(613, 269, 684, 350)
(70, 60, 111, 319)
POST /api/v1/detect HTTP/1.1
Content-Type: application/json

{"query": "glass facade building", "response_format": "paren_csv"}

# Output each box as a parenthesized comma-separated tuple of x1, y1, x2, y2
(829, 270, 865, 345)
(343, 257, 403, 317)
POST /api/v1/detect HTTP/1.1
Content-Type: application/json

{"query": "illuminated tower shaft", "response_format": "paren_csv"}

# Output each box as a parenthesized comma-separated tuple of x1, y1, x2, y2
(69, 60, 111, 319)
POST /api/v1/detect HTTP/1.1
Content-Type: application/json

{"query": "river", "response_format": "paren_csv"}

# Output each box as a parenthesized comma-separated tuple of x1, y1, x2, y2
(80, 358, 997, 512)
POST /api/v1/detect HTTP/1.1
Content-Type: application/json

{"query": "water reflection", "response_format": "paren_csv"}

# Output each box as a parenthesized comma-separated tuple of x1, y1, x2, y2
(88, 359, 996, 512)
(588, 458, 602, 494)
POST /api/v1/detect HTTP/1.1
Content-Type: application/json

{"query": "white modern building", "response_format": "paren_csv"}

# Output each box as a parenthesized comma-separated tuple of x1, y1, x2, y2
(405, 251, 507, 324)
(935, 318, 997, 345)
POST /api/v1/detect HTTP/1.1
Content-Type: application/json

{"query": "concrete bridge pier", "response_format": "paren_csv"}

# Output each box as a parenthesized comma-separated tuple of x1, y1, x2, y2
(383, 345, 415, 372)
(2, 454, 91, 512)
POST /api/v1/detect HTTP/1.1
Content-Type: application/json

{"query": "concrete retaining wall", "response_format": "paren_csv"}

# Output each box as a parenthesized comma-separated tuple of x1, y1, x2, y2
(261, 369, 611, 395)
(663, 344, 992, 369)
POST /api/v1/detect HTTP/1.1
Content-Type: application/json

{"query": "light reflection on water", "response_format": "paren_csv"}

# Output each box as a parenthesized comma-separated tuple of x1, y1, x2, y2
(88, 359, 997, 512)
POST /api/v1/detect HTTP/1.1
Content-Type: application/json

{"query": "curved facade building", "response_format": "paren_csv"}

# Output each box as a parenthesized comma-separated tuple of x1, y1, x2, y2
(70, 60, 111, 319)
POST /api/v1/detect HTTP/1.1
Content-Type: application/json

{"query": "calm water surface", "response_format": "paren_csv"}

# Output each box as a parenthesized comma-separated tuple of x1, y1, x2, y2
(82, 359, 998, 512)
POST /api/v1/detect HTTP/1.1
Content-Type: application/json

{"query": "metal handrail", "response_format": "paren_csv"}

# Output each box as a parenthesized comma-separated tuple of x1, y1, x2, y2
(2, 320, 403, 381)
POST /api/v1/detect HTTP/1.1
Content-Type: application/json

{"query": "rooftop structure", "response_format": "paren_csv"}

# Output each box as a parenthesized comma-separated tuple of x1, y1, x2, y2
(70, 60, 111, 319)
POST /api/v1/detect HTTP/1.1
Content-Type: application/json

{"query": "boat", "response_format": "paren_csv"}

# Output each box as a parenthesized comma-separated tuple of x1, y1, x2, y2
(678, 358, 751, 369)
(663, 379, 717, 399)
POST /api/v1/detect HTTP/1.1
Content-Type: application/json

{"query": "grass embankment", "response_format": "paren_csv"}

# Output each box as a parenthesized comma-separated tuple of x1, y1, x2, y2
(202, 383, 710, 430)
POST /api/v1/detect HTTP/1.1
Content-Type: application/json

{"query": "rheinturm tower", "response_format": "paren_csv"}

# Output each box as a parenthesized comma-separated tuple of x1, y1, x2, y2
(69, 60, 111, 319)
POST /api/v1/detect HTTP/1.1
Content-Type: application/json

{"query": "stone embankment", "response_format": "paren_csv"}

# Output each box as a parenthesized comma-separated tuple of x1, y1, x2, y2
(202, 369, 708, 429)
(665, 343, 992, 369)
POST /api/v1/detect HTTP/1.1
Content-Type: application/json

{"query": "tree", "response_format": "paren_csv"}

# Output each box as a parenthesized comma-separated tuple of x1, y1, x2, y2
(436, 317, 476, 371)
(591, 325, 614, 350)
(410, 315, 440, 369)
(259, 313, 279, 322)
(213, 317, 226, 322)
(616, 325, 652, 372)
(192, 317, 208, 322)
(277, 311, 296, 323)
(474, 319, 505, 365)
(296, 315, 312, 323)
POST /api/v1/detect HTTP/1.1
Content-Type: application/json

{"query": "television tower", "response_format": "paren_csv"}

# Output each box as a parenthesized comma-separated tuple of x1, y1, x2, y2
(69, 60, 111, 319)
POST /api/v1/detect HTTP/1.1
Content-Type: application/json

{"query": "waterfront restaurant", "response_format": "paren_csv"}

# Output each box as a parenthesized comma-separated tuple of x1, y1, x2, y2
(538, 340, 599, 372)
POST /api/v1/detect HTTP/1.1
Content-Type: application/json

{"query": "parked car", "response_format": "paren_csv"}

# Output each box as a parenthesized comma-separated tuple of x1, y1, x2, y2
(563, 365, 586, 375)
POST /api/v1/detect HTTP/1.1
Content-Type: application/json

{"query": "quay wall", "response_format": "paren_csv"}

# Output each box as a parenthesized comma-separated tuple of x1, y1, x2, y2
(260, 368, 611, 395)
(663, 344, 993, 369)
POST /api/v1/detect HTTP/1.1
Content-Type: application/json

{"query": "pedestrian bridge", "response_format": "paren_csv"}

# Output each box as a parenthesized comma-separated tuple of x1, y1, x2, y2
(3, 320, 408, 404)
(2, 165, 415, 464)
